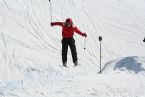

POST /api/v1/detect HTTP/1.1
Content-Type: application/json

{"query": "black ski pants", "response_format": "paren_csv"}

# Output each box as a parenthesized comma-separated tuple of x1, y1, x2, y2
(62, 37, 77, 64)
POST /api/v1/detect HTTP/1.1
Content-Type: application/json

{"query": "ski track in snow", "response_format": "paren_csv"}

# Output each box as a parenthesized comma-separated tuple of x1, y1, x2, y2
(0, 0, 145, 97)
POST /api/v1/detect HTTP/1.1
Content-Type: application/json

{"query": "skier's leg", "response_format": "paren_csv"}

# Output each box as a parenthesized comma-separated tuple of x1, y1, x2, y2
(69, 38, 78, 65)
(62, 38, 68, 66)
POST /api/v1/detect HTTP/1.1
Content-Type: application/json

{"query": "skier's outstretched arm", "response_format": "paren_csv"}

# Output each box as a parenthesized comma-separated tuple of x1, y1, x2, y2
(74, 26, 87, 37)
(51, 22, 63, 27)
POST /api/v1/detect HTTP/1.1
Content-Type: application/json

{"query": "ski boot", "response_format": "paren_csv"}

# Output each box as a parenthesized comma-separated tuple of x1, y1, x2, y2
(63, 62, 67, 67)
(74, 61, 78, 67)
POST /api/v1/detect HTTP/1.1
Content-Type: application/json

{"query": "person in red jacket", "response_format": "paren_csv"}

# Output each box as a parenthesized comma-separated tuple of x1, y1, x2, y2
(51, 18, 87, 67)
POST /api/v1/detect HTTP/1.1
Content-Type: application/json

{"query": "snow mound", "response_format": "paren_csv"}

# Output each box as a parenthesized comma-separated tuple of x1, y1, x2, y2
(102, 56, 145, 74)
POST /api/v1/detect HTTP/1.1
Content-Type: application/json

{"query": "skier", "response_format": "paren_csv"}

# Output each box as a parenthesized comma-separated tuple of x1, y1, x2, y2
(143, 37, 145, 42)
(51, 18, 87, 67)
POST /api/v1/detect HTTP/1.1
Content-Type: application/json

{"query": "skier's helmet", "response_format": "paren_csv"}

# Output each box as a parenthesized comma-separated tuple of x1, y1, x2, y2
(66, 18, 73, 25)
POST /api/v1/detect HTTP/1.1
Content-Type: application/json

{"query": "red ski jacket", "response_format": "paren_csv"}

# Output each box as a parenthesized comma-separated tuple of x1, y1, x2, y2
(51, 22, 85, 38)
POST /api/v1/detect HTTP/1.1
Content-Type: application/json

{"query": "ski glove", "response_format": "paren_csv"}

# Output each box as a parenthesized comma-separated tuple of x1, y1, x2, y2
(82, 33, 87, 37)
(143, 38, 145, 42)
(50, 22, 54, 26)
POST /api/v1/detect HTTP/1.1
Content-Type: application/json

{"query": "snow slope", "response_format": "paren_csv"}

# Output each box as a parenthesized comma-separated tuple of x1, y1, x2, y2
(1, 73, 145, 97)
(0, 0, 145, 97)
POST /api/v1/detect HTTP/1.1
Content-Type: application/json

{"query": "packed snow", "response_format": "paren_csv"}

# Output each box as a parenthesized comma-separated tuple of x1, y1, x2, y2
(0, 0, 145, 97)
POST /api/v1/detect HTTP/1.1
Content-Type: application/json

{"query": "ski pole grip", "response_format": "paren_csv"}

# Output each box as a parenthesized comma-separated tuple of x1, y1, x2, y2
(99, 36, 102, 41)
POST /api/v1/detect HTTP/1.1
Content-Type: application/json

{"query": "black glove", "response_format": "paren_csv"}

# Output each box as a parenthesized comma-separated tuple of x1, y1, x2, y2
(143, 38, 145, 42)
(83, 33, 87, 37)
(50, 22, 53, 26)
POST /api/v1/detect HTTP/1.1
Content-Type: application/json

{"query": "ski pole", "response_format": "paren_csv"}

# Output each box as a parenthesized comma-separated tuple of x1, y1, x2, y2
(84, 37, 86, 50)
(99, 36, 102, 74)
(49, 0, 52, 22)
